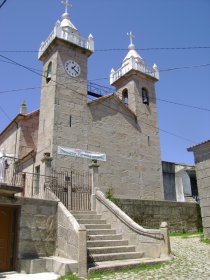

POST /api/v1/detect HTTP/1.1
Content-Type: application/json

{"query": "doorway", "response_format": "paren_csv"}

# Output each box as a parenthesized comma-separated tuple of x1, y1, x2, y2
(0, 205, 18, 272)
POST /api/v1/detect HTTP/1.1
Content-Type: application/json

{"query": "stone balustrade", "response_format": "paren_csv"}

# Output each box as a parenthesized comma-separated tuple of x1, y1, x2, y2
(110, 57, 159, 84)
(38, 21, 94, 59)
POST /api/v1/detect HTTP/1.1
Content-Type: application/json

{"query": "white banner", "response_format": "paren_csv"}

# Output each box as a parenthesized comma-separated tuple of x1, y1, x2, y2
(57, 146, 106, 161)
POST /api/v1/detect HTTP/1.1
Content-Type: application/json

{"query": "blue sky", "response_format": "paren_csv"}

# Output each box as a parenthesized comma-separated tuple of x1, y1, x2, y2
(0, 0, 209, 164)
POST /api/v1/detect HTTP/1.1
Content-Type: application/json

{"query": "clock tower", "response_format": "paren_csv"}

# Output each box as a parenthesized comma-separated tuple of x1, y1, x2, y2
(36, 1, 94, 172)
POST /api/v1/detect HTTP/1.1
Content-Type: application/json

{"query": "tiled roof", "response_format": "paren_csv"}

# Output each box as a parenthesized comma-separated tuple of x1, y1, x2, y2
(0, 109, 39, 140)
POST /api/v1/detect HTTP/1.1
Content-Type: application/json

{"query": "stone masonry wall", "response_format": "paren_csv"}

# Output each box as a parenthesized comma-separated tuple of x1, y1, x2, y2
(0, 196, 57, 259)
(56, 202, 79, 260)
(189, 141, 210, 239)
(196, 159, 210, 238)
(119, 199, 202, 232)
(88, 95, 164, 200)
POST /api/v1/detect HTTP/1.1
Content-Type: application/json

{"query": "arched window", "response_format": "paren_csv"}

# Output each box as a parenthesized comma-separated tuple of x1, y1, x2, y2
(122, 89, 128, 105)
(142, 88, 149, 105)
(46, 62, 52, 83)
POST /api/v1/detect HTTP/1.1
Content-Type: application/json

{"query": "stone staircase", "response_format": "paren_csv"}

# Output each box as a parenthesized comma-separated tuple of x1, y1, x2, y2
(71, 210, 145, 273)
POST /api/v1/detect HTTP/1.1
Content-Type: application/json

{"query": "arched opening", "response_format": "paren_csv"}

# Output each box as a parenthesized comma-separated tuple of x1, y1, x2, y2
(122, 89, 128, 105)
(46, 62, 52, 83)
(142, 88, 149, 105)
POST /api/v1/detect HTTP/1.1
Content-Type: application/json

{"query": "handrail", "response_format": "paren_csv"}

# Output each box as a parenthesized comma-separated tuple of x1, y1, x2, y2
(96, 190, 163, 240)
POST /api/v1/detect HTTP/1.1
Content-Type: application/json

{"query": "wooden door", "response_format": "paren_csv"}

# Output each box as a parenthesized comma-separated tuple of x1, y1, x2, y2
(0, 206, 16, 272)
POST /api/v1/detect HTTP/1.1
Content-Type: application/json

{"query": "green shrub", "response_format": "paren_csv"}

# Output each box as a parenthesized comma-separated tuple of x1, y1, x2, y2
(105, 188, 122, 208)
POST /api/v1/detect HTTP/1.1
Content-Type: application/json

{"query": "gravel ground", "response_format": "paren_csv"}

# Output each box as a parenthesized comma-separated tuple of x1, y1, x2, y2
(0, 236, 209, 280)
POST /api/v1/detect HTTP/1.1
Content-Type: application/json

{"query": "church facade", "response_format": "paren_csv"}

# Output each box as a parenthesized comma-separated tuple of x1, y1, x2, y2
(0, 6, 164, 200)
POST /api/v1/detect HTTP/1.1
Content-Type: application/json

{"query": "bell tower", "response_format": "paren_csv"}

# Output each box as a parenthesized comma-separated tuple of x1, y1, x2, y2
(110, 32, 159, 115)
(36, 1, 94, 171)
(110, 32, 164, 200)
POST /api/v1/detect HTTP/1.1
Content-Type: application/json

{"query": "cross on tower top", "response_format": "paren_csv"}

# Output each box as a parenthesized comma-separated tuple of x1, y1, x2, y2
(127, 31, 135, 46)
(61, 0, 71, 14)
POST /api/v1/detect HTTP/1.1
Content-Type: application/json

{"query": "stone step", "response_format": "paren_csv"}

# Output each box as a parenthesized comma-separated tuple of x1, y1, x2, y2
(88, 257, 170, 274)
(87, 229, 116, 235)
(48, 256, 78, 276)
(88, 234, 123, 241)
(70, 211, 97, 215)
(78, 219, 107, 225)
(73, 213, 101, 220)
(88, 251, 144, 262)
(20, 256, 78, 276)
(85, 224, 111, 230)
(87, 240, 128, 247)
(88, 245, 136, 254)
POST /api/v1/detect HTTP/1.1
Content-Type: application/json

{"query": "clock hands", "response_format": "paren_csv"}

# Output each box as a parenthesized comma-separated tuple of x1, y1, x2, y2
(71, 65, 79, 74)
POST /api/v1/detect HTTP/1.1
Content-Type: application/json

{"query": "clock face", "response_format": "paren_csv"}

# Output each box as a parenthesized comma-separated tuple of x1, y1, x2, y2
(64, 60, 81, 77)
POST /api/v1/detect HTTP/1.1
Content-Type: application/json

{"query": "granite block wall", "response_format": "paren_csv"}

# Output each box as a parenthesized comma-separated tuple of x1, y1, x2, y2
(0, 196, 57, 259)
(196, 159, 210, 238)
(119, 199, 202, 232)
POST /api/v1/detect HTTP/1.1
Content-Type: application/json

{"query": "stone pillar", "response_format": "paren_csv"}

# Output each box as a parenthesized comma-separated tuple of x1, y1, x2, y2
(78, 225, 87, 278)
(160, 222, 171, 257)
(89, 160, 99, 211)
(41, 152, 53, 197)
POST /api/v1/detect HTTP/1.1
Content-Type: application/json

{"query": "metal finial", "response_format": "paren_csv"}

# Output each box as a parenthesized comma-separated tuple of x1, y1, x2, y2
(127, 31, 135, 45)
(61, 0, 72, 14)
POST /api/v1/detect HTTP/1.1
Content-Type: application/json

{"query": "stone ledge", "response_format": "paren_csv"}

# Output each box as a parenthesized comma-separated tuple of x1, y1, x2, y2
(0, 183, 23, 197)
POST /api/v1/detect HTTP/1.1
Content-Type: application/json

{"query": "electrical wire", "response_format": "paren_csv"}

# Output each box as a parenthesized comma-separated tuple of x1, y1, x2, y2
(0, 46, 210, 52)
(0, 54, 200, 143)
(0, 105, 12, 121)
(0, 0, 7, 9)
(1, 55, 210, 85)
(0, 57, 209, 112)
(0, 80, 209, 114)
(160, 63, 210, 72)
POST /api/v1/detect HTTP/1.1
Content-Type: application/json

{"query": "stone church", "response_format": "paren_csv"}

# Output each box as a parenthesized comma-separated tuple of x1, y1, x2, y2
(0, 4, 164, 200)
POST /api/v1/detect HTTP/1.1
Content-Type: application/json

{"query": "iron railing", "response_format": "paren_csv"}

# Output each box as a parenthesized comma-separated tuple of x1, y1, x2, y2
(1, 164, 92, 210)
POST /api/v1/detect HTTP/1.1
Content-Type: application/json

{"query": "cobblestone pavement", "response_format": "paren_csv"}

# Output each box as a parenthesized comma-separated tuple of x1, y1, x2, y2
(91, 236, 210, 280)
(0, 236, 209, 280)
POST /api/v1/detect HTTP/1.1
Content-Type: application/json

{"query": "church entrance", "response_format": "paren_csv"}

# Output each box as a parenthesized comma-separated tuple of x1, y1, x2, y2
(0, 205, 18, 272)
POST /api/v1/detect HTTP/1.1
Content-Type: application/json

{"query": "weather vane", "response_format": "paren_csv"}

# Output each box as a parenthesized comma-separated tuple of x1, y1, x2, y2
(127, 32, 135, 45)
(61, 0, 72, 14)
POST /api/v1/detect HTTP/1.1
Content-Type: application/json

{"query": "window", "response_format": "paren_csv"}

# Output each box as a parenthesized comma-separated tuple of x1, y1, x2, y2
(122, 89, 128, 105)
(34, 165, 40, 195)
(46, 62, 52, 83)
(142, 88, 149, 105)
